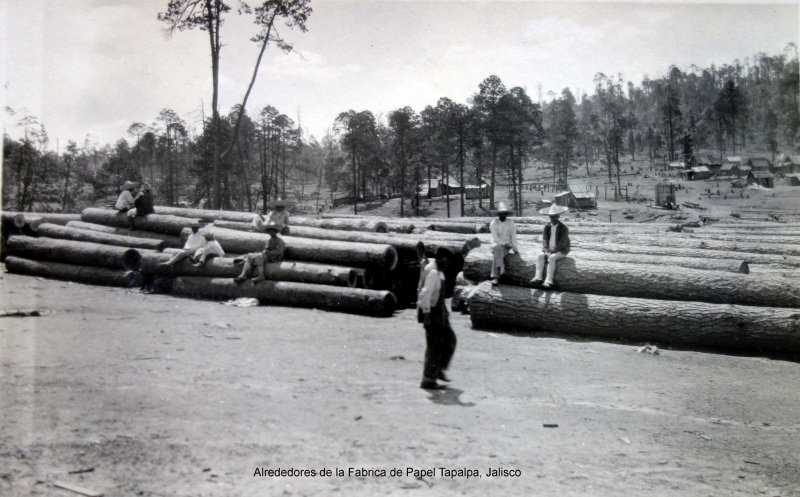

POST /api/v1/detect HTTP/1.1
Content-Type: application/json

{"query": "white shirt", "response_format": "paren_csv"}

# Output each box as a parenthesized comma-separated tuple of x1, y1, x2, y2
(490, 218, 519, 252)
(115, 190, 135, 210)
(202, 240, 225, 257)
(417, 262, 445, 314)
(184, 232, 206, 251)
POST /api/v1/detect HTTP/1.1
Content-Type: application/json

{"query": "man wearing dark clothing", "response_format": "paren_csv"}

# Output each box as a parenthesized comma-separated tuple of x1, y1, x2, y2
(417, 248, 457, 390)
(135, 182, 155, 217)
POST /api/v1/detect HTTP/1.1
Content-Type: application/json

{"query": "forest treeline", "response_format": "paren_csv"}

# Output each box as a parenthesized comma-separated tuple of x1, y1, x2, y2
(4, 46, 798, 216)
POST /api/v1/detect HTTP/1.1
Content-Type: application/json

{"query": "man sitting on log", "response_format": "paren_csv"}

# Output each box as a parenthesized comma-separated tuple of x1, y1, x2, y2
(235, 221, 286, 283)
(115, 180, 140, 229)
(134, 182, 155, 218)
(252, 198, 291, 235)
(161, 222, 207, 267)
(417, 248, 457, 391)
(530, 204, 571, 289)
(193, 232, 225, 267)
(489, 202, 519, 286)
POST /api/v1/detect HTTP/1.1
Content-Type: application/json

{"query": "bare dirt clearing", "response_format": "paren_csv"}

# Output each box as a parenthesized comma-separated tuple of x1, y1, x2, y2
(1, 270, 799, 496)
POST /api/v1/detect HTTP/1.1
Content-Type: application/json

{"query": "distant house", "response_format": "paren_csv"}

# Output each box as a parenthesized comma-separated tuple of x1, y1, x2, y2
(747, 170, 774, 188)
(567, 181, 597, 209)
(438, 179, 462, 196)
(784, 156, 800, 174)
(725, 156, 742, 165)
(716, 163, 735, 178)
(786, 173, 800, 186)
(747, 157, 773, 172)
(464, 182, 490, 200)
(683, 165, 713, 180)
(696, 155, 722, 173)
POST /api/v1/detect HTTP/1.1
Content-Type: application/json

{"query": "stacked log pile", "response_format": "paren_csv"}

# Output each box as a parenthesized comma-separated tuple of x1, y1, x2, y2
(451, 216, 800, 353)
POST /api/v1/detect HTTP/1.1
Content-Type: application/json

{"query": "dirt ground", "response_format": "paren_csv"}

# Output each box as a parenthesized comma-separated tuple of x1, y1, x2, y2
(2, 269, 800, 497)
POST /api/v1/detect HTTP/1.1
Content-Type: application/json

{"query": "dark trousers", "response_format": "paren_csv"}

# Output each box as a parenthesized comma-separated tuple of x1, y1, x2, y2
(422, 310, 457, 382)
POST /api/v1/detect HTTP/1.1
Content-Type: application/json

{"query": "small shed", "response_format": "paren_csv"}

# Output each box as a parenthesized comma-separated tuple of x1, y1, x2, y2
(654, 179, 677, 208)
(438, 179, 462, 196)
(716, 163, 735, 178)
(464, 183, 490, 199)
(696, 155, 722, 173)
(567, 181, 597, 209)
(747, 170, 774, 188)
(784, 156, 800, 174)
(786, 173, 800, 186)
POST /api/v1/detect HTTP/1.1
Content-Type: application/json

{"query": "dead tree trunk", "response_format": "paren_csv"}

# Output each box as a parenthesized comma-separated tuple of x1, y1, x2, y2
(5, 236, 142, 270)
(169, 277, 396, 316)
(5, 256, 140, 288)
(468, 282, 800, 354)
(462, 246, 800, 308)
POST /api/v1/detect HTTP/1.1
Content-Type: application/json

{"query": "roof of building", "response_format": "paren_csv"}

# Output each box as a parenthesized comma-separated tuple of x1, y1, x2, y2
(690, 166, 711, 173)
(785, 173, 800, 179)
(785, 156, 800, 165)
(696, 155, 721, 165)
(726, 156, 742, 163)
(748, 157, 772, 168)
(749, 170, 774, 179)
(718, 163, 735, 171)
(668, 161, 685, 168)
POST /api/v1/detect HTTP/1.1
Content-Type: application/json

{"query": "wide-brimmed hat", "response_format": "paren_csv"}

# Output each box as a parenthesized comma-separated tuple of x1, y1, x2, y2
(539, 204, 569, 216)
(122, 180, 140, 190)
(141, 182, 152, 191)
(268, 197, 292, 208)
(264, 221, 283, 232)
(491, 202, 513, 216)
(189, 221, 202, 229)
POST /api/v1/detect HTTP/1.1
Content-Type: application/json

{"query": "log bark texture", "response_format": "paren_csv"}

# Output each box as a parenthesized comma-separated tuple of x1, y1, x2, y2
(569, 249, 748, 273)
(169, 277, 396, 316)
(154, 206, 254, 223)
(5, 256, 141, 288)
(462, 245, 800, 308)
(469, 282, 800, 353)
(289, 215, 389, 233)
(427, 221, 489, 234)
(35, 223, 166, 251)
(5, 236, 142, 270)
(138, 252, 358, 287)
(66, 221, 184, 247)
(187, 227, 398, 270)
(81, 208, 201, 236)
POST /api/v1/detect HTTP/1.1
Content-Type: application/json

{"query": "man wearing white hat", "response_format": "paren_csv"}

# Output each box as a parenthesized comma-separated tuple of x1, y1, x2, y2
(530, 204, 571, 289)
(115, 180, 140, 228)
(252, 197, 291, 234)
(489, 202, 519, 286)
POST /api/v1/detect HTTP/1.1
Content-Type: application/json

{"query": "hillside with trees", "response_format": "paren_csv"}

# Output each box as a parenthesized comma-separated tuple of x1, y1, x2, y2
(4, 44, 798, 216)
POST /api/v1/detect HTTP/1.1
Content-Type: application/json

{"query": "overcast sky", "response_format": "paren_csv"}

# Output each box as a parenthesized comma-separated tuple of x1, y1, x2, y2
(2, 0, 798, 149)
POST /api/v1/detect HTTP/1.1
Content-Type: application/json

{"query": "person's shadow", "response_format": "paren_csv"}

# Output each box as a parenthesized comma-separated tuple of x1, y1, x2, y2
(426, 387, 475, 407)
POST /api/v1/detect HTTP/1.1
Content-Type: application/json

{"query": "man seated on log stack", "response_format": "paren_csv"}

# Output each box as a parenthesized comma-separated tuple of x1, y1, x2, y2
(161, 222, 207, 267)
(193, 232, 225, 267)
(115, 180, 140, 229)
(530, 204, 571, 289)
(134, 182, 155, 218)
(489, 201, 519, 286)
(235, 221, 285, 283)
(252, 198, 291, 235)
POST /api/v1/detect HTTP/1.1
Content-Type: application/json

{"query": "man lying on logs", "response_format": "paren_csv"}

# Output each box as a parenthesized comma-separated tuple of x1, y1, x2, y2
(161, 222, 207, 267)
(234, 221, 286, 283)
(530, 204, 571, 290)
(252, 198, 292, 235)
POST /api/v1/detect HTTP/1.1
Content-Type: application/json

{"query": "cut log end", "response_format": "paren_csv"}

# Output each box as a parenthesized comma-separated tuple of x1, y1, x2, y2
(375, 222, 388, 233)
(740, 261, 750, 274)
(122, 249, 142, 271)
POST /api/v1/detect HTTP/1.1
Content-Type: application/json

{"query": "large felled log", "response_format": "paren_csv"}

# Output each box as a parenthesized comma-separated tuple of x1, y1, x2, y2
(477, 236, 800, 268)
(187, 227, 398, 270)
(426, 221, 489, 234)
(318, 214, 417, 233)
(569, 249, 748, 273)
(5, 236, 142, 270)
(468, 282, 800, 353)
(81, 208, 200, 236)
(12, 212, 82, 229)
(137, 252, 359, 287)
(169, 277, 396, 316)
(462, 245, 800, 308)
(5, 256, 141, 288)
(578, 234, 800, 256)
(289, 215, 389, 233)
(154, 206, 254, 223)
(34, 223, 166, 251)
(65, 221, 184, 247)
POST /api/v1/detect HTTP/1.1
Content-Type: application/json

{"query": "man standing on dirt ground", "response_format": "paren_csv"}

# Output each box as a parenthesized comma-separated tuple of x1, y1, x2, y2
(417, 248, 456, 390)
(489, 201, 519, 286)
(530, 204, 570, 290)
